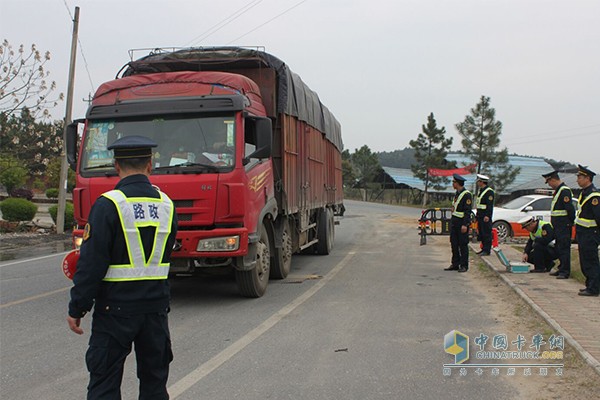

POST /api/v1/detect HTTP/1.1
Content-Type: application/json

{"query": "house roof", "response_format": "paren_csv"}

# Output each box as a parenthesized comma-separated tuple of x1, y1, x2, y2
(382, 154, 554, 194)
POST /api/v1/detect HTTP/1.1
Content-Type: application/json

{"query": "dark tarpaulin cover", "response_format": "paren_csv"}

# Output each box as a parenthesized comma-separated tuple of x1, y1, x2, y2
(121, 47, 343, 151)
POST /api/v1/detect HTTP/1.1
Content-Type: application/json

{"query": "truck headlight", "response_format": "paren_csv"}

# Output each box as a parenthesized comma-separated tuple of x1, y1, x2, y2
(73, 236, 83, 250)
(197, 236, 240, 252)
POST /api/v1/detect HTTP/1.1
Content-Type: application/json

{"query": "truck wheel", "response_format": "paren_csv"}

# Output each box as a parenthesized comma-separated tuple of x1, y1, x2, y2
(235, 223, 270, 297)
(492, 221, 511, 242)
(316, 208, 334, 255)
(271, 219, 292, 279)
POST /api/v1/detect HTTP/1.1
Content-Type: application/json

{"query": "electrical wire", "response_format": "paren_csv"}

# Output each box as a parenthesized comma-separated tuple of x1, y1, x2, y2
(185, 0, 264, 46)
(507, 130, 599, 146)
(226, 0, 309, 44)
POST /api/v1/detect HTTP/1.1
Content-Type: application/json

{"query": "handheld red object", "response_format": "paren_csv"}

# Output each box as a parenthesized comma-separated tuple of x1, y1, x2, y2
(62, 250, 80, 280)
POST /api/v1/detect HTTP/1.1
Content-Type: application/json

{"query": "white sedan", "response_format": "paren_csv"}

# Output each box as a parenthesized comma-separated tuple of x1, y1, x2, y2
(491, 194, 572, 241)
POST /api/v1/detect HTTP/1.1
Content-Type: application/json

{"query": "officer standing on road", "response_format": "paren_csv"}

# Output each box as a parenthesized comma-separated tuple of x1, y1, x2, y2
(519, 216, 558, 273)
(67, 135, 178, 399)
(543, 170, 575, 279)
(475, 174, 495, 256)
(445, 174, 472, 272)
(574, 165, 600, 297)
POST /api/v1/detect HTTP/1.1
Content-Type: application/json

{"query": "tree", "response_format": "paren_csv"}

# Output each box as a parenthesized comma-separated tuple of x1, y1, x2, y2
(350, 145, 381, 201)
(0, 108, 63, 175)
(455, 96, 519, 192)
(341, 149, 356, 188)
(0, 39, 64, 119)
(410, 113, 454, 206)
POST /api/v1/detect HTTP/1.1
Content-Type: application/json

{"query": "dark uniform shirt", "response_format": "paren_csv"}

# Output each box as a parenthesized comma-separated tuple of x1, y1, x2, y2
(69, 174, 178, 318)
(524, 221, 555, 254)
(577, 184, 600, 229)
(451, 188, 472, 228)
(551, 182, 575, 229)
(476, 185, 495, 219)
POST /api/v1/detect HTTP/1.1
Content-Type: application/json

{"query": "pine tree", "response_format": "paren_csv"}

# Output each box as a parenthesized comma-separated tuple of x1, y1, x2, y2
(455, 96, 519, 192)
(410, 113, 453, 206)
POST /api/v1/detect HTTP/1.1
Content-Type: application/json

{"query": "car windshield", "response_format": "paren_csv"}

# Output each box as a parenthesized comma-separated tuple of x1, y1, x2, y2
(500, 196, 535, 210)
(80, 114, 236, 176)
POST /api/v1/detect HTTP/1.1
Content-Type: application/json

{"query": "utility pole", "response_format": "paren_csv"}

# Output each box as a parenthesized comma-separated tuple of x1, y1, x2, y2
(57, 6, 79, 234)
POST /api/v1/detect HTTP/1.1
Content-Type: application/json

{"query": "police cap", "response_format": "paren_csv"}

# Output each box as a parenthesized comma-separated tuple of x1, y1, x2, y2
(542, 170, 560, 182)
(453, 173, 466, 185)
(518, 216, 536, 228)
(108, 135, 157, 159)
(576, 164, 596, 178)
(476, 174, 490, 182)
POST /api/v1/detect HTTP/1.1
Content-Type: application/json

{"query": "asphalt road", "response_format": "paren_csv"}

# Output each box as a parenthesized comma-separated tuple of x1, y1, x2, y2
(1, 200, 525, 399)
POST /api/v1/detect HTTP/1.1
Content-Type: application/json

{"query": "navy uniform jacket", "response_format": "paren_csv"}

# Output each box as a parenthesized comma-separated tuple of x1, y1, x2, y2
(524, 222, 555, 254)
(577, 185, 600, 230)
(451, 188, 472, 228)
(551, 182, 575, 229)
(476, 185, 495, 219)
(68, 174, 178, 318)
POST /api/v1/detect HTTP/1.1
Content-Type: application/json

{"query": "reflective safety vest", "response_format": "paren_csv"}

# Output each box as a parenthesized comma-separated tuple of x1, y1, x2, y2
(529, 220, 551, 240)
(102, 189, 175, 282)
(550, 185, 573, 217)
(452, 189, 471, 218)
(575, 191, 600, 228)
(476, 187, 493, 210)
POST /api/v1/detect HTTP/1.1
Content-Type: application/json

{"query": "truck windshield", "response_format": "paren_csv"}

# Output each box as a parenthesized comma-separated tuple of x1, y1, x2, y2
(80, 114, 236, 176)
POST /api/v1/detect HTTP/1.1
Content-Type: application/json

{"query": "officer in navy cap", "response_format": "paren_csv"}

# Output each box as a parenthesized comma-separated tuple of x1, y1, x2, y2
(575, 164, 600, 296)
(475, 174, 495, 256)
(67, 135, 178, 398)
(445, 174, 472, 272)
(542, 169, 575, 279)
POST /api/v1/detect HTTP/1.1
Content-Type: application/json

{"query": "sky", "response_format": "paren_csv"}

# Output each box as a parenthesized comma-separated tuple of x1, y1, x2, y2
(2, 0, 599, 174)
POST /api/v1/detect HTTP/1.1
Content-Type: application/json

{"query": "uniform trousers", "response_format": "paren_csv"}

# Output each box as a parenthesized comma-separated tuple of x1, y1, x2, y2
(525, 242, 558, 272)
(576, 227, 600, 295)
(477, 216, 492, 253)
(86, 311, 173, 400)
(553, 225, 572, 277)
(450, 223, 469, 269)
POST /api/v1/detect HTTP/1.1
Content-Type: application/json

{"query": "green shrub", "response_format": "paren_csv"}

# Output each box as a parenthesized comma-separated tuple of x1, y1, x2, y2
(0, 160, 28, 193)
(46, 188, 59, 198)
(47, 158, 76, 193)
(0, 198, 38, 221)
(49, 202, 75, 231)
(33, 178, 46, 192)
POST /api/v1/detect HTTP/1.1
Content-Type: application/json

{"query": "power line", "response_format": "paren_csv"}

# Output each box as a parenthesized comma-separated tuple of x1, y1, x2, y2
(504, 123, 600, 144)
(508, 130, 600, 146)
(62, 0, 95, 95)
(185, 0, 264, 46)
(227, 0, 309, 44)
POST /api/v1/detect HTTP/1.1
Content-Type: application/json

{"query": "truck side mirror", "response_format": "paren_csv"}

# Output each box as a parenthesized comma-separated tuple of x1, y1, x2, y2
(66, 120, 83, 171)
(243, 117, 272, 165)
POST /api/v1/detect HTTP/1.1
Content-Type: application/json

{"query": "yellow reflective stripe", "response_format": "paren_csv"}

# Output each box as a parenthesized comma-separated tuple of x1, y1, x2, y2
(476, 187, 492, 209)
(551, 186, 572, 216)
(575, 192, 600, 228)
(452, 190, 470, 218)
(529, 220, 550, 240)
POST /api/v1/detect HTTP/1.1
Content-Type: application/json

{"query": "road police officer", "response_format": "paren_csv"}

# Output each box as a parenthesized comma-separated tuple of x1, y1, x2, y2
(475, 174, 495, 256)
(574, 165, 600, 297)
(519, 216, 558, 273)
(445, 174, 472, 272)
(542, 170, 575, 279)
(67, 135, 178, 399)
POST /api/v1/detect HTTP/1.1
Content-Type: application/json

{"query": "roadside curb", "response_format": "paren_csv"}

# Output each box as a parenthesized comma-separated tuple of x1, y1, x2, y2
(471, 243, 600, 377)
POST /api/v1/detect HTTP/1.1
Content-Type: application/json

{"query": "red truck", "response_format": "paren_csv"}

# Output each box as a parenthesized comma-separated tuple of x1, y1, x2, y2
(66, 47, 344, 297)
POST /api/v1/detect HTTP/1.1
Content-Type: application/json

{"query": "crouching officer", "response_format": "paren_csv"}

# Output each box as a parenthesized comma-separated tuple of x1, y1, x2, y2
(519, 216, 558, 273)
(542, 170, 575, 279)
(445, 174, 472, 272)
(575, 165, 600, 297)
(67, 135, 178, 399)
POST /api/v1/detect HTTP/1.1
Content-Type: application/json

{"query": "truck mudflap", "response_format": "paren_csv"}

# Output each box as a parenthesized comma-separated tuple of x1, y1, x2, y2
(236, 232, 259, 271)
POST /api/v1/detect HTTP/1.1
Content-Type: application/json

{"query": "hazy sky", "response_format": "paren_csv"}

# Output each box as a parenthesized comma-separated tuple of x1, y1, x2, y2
(2, 0, 599, 174)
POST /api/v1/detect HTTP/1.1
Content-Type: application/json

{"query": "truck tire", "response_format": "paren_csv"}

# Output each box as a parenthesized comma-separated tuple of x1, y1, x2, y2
(271, 219, 292, 279)
(316, 208, 334, 255)
(235, 223, 270, 297)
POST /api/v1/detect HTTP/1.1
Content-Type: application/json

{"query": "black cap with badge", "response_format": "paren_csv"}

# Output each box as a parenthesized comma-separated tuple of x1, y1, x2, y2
(576, 164, 596, 178)
(542, 170, 560, 182)
(107, 135, 157, 159)
(453, 173, 466, 185)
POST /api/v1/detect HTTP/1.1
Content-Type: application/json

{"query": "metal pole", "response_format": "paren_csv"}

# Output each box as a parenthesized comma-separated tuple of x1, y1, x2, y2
(57, 6, 79, 234)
